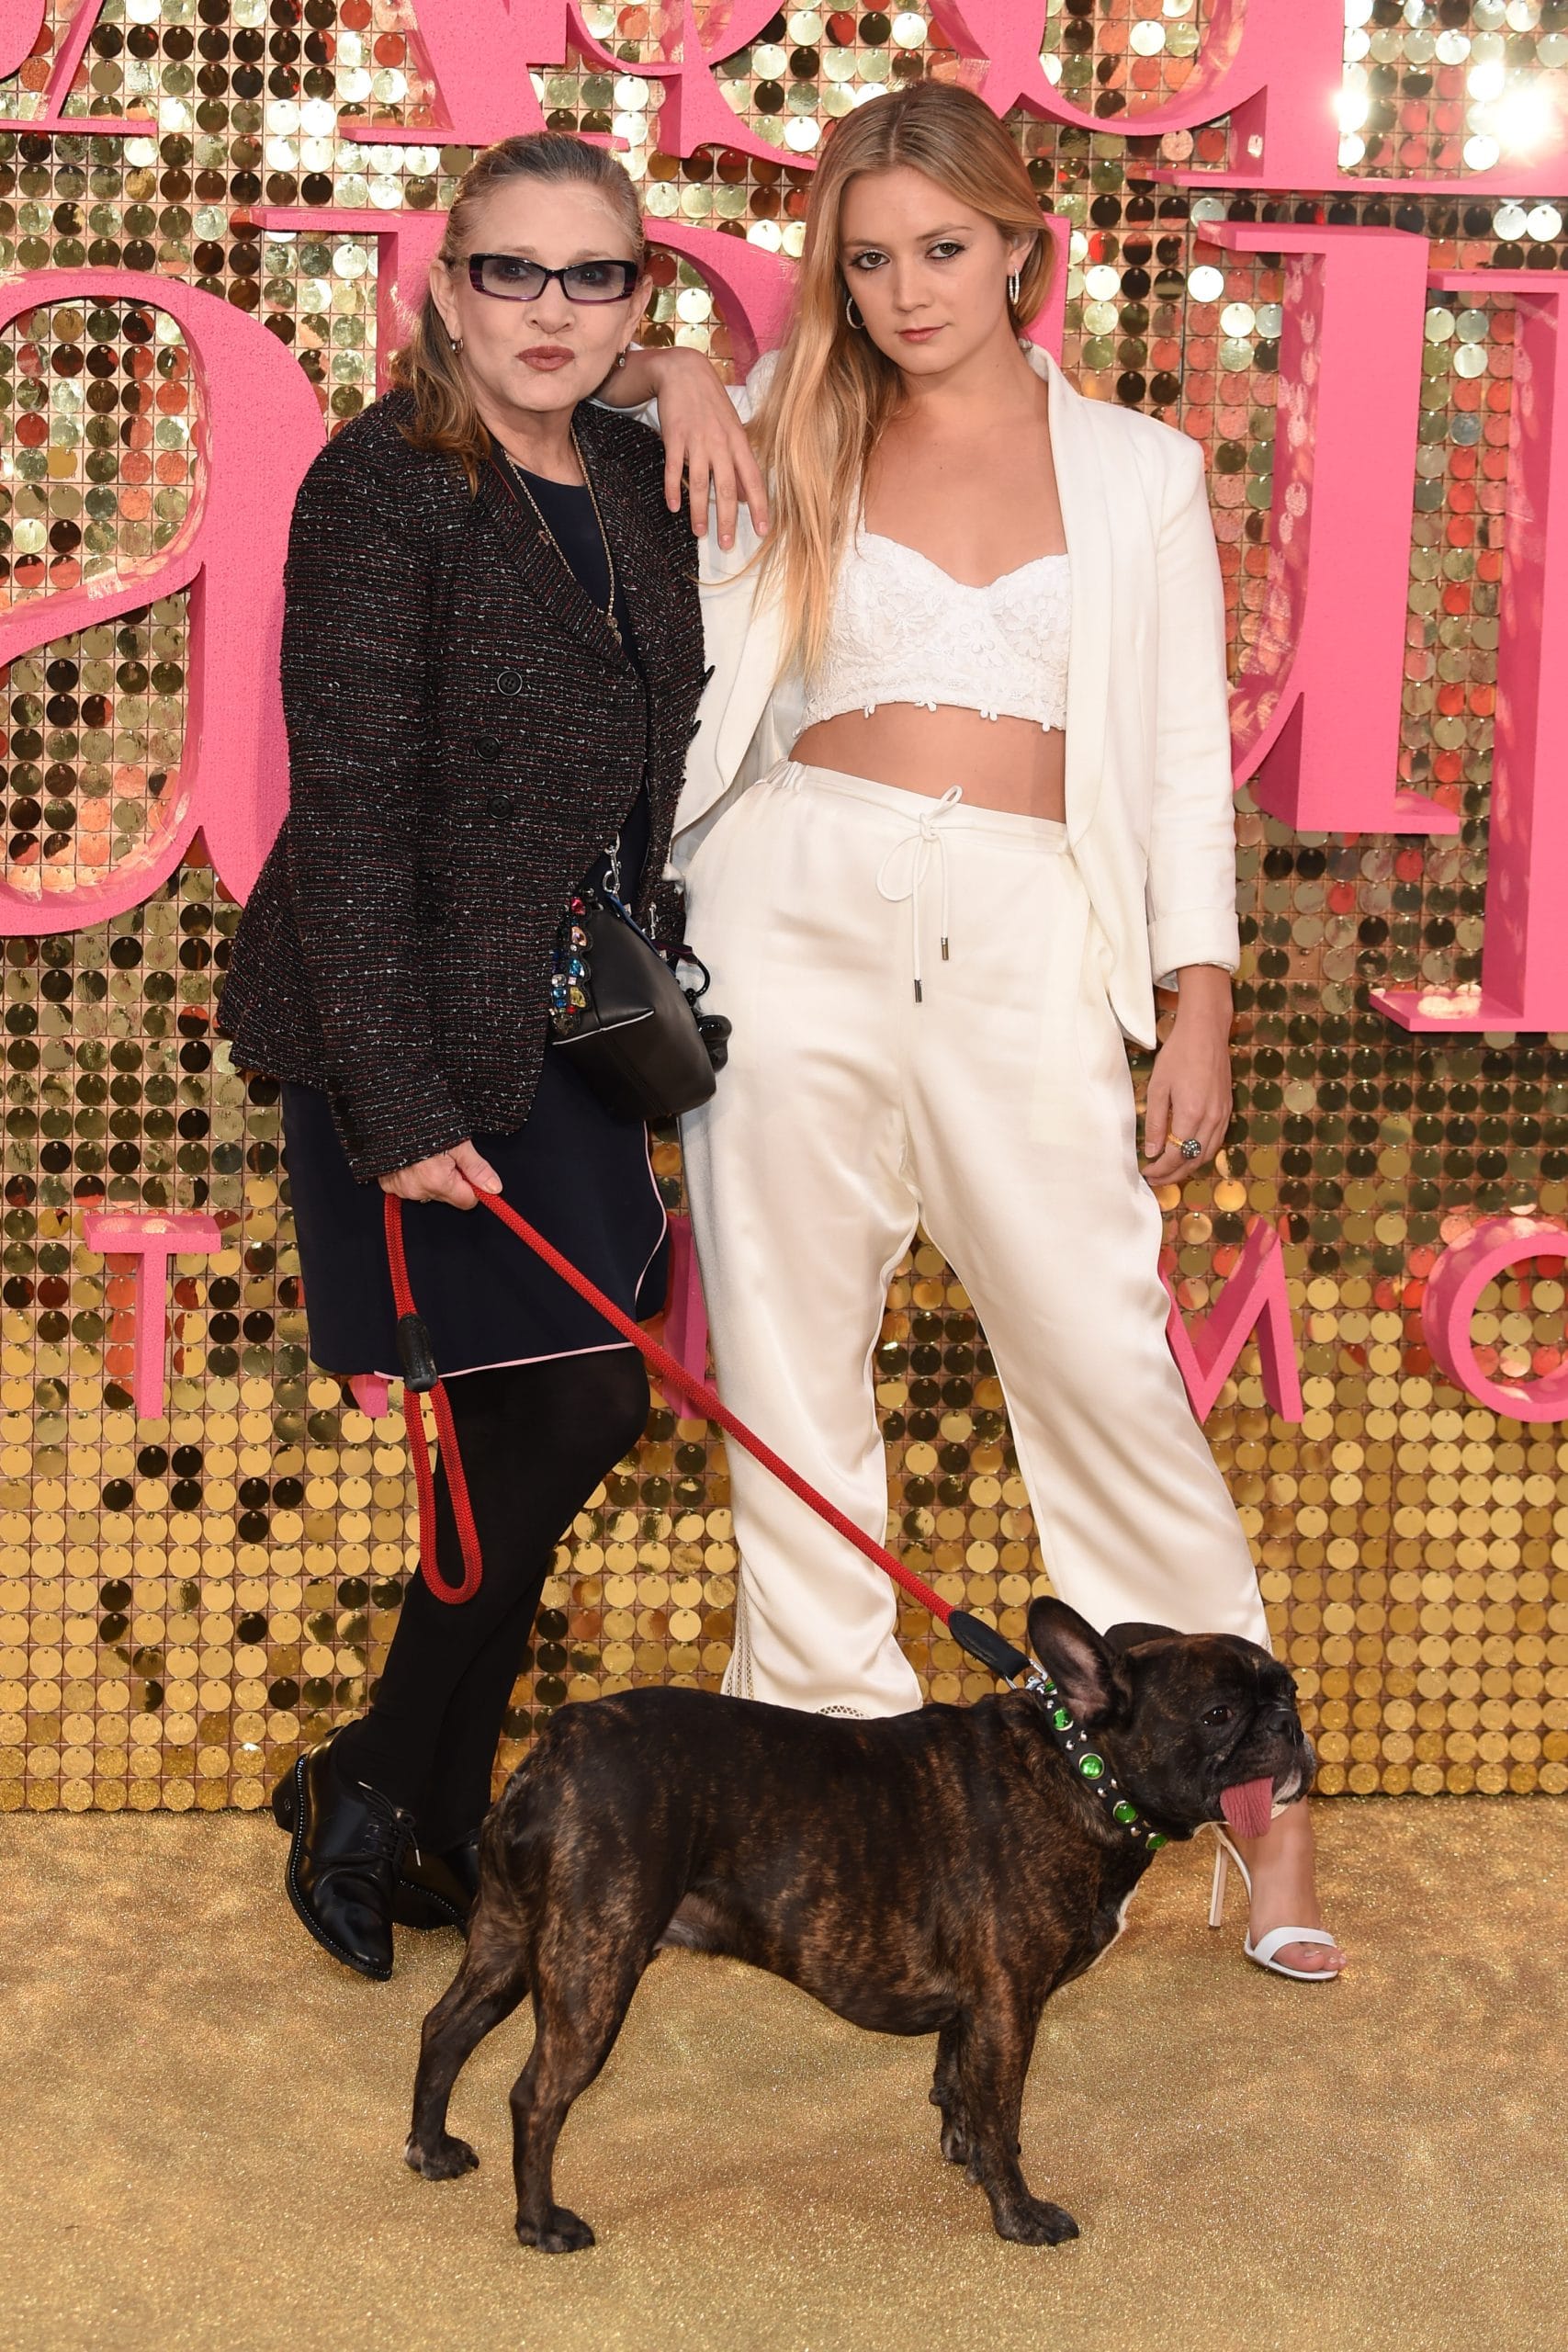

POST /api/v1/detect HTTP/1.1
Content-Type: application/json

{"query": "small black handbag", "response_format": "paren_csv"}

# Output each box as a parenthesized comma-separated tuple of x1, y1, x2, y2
(549, 877, 730, 1124)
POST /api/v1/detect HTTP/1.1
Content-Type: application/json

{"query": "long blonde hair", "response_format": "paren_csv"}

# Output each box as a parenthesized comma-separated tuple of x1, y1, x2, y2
(751, 85, 1054, 678)
(389, 132, 645, 487)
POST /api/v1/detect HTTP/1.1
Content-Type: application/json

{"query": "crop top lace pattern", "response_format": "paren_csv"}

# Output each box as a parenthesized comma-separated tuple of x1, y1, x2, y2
(797, 530, 1072, 734)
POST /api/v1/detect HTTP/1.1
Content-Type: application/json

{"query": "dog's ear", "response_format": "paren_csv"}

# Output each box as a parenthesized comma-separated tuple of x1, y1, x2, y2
(1027, 1598, 1133, 1728)
(1103, 1620, 1182, 1657)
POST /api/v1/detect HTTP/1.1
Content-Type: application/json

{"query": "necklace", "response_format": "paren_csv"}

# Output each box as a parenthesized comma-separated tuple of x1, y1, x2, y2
(497, 425, 621, 645)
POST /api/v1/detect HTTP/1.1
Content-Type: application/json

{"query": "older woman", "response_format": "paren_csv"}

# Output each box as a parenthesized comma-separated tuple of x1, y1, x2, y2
(218, 133, 711, 1979)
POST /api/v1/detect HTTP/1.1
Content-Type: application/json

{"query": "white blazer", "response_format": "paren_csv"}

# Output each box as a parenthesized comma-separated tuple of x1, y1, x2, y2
(667, 343, 1240, 1053)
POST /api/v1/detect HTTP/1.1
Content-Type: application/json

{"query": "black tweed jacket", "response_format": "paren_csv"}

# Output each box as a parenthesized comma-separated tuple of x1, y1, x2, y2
(216, 387, 706, 1181)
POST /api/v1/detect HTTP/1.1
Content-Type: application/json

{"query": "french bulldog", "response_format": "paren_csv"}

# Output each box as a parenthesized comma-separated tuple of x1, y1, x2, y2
(404, 1596, 1314, 2249)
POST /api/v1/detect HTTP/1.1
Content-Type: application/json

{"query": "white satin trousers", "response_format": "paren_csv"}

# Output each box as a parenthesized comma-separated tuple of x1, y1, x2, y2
(676, 761, 1269, 1715)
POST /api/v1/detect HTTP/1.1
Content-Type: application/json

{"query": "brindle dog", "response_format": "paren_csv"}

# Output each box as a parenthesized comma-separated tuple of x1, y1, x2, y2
(405, 1597, 1314, 2249)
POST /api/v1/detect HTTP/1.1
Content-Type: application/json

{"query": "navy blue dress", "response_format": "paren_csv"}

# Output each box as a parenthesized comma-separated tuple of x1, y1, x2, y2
(281, 463, 669, 1379)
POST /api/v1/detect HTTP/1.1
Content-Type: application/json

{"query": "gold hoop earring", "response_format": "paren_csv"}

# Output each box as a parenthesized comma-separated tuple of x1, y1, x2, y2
(845, 292, 863, 330)
(1007, 270, 1021, 307)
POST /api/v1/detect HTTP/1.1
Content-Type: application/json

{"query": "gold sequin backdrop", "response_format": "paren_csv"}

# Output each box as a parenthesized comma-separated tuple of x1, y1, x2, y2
(2, 0, 1565, 1819)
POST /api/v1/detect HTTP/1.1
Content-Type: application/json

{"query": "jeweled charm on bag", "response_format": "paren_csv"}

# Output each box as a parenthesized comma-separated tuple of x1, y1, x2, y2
(546, 861, 730, 1121)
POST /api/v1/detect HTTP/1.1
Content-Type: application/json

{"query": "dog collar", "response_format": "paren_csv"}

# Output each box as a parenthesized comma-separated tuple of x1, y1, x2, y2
(1017, 1665, 1168, 1855)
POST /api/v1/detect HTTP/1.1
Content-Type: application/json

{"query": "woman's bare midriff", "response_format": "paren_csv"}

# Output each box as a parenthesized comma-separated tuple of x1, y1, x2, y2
(790, 704, 1066, 822)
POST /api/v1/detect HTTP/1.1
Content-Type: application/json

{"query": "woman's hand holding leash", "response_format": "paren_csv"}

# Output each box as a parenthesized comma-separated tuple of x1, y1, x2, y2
(1142, 966, 1234, 1186)
(378, 1140, 503, 1210)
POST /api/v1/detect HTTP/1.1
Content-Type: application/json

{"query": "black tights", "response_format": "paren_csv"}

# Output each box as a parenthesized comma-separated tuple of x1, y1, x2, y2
(332, 1349, 649, 1849)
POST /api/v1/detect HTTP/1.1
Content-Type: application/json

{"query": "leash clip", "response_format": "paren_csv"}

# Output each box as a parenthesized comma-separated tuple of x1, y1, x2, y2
(947, 1609, 1032, 1682)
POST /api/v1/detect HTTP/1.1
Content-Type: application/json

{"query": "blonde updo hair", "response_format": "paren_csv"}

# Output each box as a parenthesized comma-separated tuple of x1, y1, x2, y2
(390, 131, 645, 486)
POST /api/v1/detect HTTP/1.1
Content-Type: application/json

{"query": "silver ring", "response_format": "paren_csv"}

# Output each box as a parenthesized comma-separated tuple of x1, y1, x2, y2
(1179, 1136, 1203, 1161)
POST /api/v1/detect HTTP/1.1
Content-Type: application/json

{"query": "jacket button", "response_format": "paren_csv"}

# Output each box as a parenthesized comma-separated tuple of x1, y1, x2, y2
(475, 733, 501, 760)
(496, 669, 524, 695)
(486, 790, 515, 819)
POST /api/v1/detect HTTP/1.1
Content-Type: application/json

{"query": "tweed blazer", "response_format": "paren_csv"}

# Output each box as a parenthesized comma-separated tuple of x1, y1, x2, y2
(216, 388, 706, 1182)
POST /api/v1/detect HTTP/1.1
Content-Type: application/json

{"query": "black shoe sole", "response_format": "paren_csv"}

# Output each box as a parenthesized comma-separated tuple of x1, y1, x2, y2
(391, 1883, 468, 1931)
(277, 1753, 394, 1983)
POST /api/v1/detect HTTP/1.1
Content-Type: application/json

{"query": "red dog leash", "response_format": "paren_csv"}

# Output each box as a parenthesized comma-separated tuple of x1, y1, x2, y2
(382, 1189, 1024, 1680)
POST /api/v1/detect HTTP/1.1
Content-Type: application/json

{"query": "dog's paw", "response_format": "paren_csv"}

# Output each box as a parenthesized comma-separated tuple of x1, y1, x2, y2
(938, 2113, 973, 2167)
(516, 2203, 596, 2255)
(992, 2196, 1079, 2247)
(403, 2132, 479, 2181)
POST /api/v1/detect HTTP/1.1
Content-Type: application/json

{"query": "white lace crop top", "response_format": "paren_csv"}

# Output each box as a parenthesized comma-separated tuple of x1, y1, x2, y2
(797, 530, 1072, 734)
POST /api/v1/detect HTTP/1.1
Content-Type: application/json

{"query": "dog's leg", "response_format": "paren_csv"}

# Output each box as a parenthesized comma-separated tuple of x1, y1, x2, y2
(406, 1914, 531, 2182)
(952, 2008, 1078, 2247)
(930, 2020, 976, 2169)
(510, 1952, 644, 2254)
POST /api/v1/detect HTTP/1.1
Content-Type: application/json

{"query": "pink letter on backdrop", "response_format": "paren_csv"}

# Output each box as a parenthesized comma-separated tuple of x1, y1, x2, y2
(1214, 221, 1457, 838)
(0, 0, 48, 84)
(1162, 1218, 1303, 1424)
(0, 0, 155, 134)
(1423, 1216, 1568, 1424)
(647, 221, 795, 377)
(84, 1211, 221, 1423)
(651, 209, 1066, 374)
(1373, 276, 1568, 1036)
(257, 209, 449, 396)
(0, 272, 325, 936)
(637, 2, 796, 166)
(933, 0, 1344, 187)
(338, 0, 547, 142)
(341, 0, 783, 165)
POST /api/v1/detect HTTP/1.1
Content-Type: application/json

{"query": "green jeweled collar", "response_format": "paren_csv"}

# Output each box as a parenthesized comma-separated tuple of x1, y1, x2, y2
(1016, 1664, 1168, 1855)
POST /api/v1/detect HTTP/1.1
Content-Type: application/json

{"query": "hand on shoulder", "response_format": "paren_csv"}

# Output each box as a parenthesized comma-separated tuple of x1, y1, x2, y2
(599, 345, 772, 548)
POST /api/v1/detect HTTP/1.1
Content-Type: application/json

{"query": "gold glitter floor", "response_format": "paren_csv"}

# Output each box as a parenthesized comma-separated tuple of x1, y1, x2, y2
(6, 1798, 1563, 2352)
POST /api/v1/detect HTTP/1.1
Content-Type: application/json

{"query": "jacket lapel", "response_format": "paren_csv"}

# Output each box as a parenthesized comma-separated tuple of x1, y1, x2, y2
(1032, 346, 1111, 848)
(712, 540, 784, 790)
(474, 434, 629, 673)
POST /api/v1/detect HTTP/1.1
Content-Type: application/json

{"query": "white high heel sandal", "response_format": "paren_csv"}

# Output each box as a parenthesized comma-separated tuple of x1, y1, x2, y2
(1209, 1829, 1343, 1982)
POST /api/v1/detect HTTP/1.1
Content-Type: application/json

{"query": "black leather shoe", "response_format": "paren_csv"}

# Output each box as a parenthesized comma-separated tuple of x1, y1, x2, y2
(394, 1830, 482, 1932)
(271, 1741, 415, 1980)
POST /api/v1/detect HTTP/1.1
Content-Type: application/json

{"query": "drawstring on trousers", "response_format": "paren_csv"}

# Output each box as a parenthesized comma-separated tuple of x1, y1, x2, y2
(874, 785, 964, 1001)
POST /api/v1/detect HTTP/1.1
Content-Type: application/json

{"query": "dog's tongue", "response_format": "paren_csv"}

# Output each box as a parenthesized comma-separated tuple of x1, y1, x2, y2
(1219, 1777, 1275, 1839)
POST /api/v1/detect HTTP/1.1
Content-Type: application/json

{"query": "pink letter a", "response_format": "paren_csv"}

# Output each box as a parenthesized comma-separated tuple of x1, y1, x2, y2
(1163, 1219, 1303, 1425)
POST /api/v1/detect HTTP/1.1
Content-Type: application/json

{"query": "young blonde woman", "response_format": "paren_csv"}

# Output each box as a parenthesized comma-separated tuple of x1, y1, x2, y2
(607, 83, 1344, 1979)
